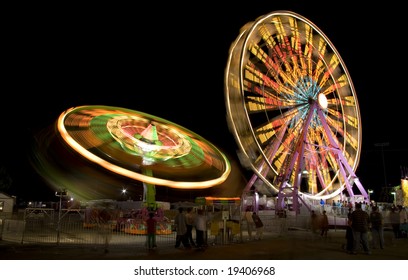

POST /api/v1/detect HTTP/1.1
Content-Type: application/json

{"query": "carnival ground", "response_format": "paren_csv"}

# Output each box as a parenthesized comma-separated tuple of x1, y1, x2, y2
(1, 228, 407, 260)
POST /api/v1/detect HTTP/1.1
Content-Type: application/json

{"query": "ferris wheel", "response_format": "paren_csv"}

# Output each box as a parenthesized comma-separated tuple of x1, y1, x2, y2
(224, 10, 368, 211)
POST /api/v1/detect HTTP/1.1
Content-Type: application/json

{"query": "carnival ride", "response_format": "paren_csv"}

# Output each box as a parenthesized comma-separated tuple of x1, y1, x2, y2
(224, 10, 368, 213)
(82, 201, 173, 235)
(57, 105, 231, 195)
(53, 105, 231, 233)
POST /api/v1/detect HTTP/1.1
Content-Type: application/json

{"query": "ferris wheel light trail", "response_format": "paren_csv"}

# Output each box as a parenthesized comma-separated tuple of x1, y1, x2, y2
(225, 10, 367, 211)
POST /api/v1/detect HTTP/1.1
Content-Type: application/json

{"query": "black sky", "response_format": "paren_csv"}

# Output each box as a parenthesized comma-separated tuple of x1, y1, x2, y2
(2, 2, 407, 202)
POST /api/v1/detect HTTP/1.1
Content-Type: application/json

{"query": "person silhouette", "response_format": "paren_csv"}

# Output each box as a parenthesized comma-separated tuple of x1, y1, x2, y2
(320, 210, 329, 238)
(252, 212, 264, 240)
(174, 207, 191, 249)
(146, 212, 157, 250)
(369, 205, 384, 249)
(350, 202, 371, 255)
(185, 207, 196, 247)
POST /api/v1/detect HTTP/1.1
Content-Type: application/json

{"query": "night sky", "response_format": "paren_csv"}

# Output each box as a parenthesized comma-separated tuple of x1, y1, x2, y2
(2, 2, 407, 203)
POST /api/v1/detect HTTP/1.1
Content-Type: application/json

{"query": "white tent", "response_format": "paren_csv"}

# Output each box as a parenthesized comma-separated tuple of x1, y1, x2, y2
(0, 192, 15, 214)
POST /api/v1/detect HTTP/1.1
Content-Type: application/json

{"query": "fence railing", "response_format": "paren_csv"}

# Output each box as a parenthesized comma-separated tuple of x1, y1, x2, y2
(3, 208, 397, 248)
(0, 210, 312, 247)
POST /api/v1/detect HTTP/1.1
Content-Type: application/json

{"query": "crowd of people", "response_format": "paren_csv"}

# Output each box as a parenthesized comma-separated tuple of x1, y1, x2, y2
(311, 201, 407, 255)
(144, 202, 407, 254)
(173, 207, 209, 250)
(147, 206, 265, 251)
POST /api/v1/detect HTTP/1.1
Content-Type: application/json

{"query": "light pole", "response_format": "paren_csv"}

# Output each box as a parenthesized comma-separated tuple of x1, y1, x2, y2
(374, 142, 389, 190)
(55, 189, 67, 245)
(368, 189, 373, 203)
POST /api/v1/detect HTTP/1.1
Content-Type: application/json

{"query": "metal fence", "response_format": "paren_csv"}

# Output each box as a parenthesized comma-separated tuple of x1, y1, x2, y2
(2, 207, 398, 249)
(0, 209, 312, 247)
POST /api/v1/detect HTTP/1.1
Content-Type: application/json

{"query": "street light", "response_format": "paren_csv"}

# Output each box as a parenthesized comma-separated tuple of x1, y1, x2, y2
(390, 191, 396, 205)
(55, 189, 68, 245)
(368, 189, 373, 203)
(121, 188, 127, 201)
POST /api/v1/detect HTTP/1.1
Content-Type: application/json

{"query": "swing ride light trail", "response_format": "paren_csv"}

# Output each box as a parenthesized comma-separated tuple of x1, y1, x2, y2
(56, 105, 231, 190)
(29, 105, 231, 203)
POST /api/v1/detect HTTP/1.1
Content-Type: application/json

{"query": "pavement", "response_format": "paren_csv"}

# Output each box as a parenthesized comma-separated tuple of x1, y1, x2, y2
(1, 229, 407, 260)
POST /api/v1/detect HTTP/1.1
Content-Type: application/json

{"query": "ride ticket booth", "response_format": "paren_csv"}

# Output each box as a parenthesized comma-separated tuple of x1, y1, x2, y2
(195, 196, 241, 244)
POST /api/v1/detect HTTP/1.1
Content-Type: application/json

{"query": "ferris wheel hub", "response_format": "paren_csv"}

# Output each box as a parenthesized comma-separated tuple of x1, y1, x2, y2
(318, 93, 328, 109)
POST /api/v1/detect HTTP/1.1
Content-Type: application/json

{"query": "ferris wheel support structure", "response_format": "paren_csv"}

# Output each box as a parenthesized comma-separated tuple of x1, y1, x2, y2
(272, 100, 368, 213)
(244, 99, 369, 214)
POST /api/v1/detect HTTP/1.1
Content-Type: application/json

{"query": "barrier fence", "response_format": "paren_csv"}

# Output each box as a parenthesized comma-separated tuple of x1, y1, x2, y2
(0, 207, 399, 250)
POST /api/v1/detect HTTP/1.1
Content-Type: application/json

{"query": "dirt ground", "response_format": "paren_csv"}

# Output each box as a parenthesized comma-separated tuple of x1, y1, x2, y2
(1, 228, 407, 260)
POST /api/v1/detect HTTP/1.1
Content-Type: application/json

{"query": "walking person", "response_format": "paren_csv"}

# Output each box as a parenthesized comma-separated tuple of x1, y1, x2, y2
(195, 209, 207, 249)
(369, 205, 384, 249)
(390, 206, 400, 239)
(174, 207, 191, 249)
(145, 212, 157, 250)
(320, 210, 329, 238)
(244, 209, 255, 240)
(398, 205, 407, 238)
(252, 212, 264, 240)
(98, 207, 112, 253)
(344, 218, 354, 253)
(319, 199, 325, 213)
(344, 207, 354, 253)
(349, 202, 371, 255)
(185, 207, 197, 247)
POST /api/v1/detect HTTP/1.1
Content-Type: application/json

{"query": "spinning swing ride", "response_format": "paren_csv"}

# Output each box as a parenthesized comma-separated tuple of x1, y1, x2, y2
(224, 10, 368, 213)
(29, 106, 231, 234)
(42, 109, 231, 211)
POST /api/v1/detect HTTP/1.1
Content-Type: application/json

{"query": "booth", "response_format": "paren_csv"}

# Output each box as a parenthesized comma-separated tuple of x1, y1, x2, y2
(195, 196, 241, 244)
(0, 192, 14, 215)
